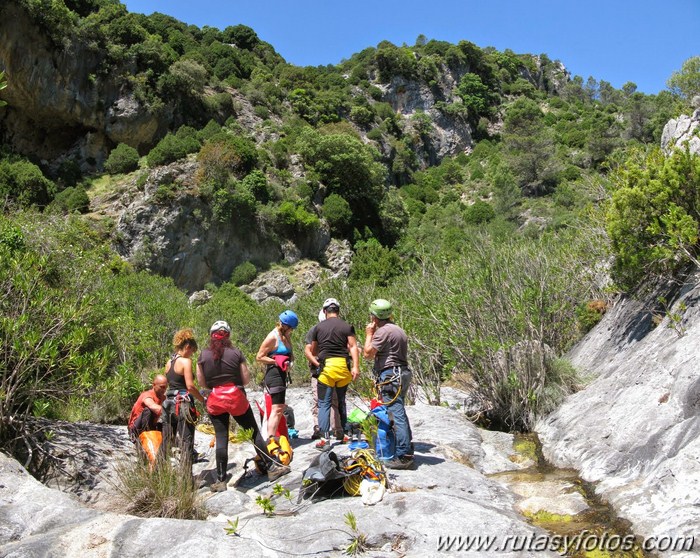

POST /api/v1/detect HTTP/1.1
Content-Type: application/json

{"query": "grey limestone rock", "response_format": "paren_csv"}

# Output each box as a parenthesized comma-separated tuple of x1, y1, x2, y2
(537, 273, 700, 554)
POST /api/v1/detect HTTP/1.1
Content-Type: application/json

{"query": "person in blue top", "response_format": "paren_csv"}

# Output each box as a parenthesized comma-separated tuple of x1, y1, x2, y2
(256, 310, 298, 440)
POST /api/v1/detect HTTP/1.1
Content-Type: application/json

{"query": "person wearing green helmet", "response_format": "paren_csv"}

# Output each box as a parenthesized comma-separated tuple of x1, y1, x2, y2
(363, 299, 414, 469)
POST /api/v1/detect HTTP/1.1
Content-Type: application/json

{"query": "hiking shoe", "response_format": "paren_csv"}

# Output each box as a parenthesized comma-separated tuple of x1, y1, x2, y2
(311, 427, 322, 440)
(315, 438, 331, 451)
(384, 456, 415, 470)
(267, 463, 291, 482)
(210, 480, 228, 492)
(334, 430, 349, 442)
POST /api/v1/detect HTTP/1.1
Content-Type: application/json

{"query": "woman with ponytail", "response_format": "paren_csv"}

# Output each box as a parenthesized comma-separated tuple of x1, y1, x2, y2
(197, 320, 289, 491)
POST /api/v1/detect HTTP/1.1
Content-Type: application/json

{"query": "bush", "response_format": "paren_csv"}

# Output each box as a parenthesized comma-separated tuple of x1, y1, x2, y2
(464, 200, 496, 225)
(115, 458, 206, 519)
(231, 261, 257, 285)
(322, 193, 353, 236)
(51, 186, 90, 214)
(0, 159, 55, 207)
(349, 239, 402, 286)
(105, 143, 140, 174)
(274, 201, 320, 238)
(606, 146, 700, 290)
(196, 133, 258, 185)
(147, 133, 192, 167)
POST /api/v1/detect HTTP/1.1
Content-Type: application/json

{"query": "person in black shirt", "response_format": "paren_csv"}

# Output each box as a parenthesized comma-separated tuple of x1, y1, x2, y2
(308, 298, 360, 450)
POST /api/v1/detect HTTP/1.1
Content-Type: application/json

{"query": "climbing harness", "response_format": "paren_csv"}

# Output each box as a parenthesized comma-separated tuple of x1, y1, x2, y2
(374, 366, 408, 406)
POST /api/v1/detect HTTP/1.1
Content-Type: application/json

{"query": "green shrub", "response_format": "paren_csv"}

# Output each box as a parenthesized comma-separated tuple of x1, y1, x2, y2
(147, 133, 191, 167)
(105, 143, 140, 174)
(349, 239, 402, 286)
(322, 193, 353, 236)
(51, 186, 90, 214)
(274, 201, 320, 238)
(231, 261, 257, 285)
(196, 133, 258, 185)
(606, 146, 700, 290)
(464, 200, 496, 225)
(211, 180, 257, 226)
(0, 159, 55, 207)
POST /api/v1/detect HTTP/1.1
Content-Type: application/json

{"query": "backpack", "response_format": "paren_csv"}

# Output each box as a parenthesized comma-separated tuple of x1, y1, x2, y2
(267, 435, 293, 466)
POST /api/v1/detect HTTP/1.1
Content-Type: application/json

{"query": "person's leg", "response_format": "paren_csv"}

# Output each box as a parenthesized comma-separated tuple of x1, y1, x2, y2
(234, 405, 272, 466)
(311, 376, 321, 438)
(382, 368, 412, 458)
(176, 408, 195, 475)
(335, 384, 348, 433)
(316, 380, 333, 437)
(210, 412, 230, 482)
(331, 388, 341, 437)
(267, 396, 285, 438)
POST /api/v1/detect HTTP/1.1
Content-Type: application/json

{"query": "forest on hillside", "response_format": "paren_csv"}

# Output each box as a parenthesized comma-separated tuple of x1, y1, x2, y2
(1, 0, 700, 465)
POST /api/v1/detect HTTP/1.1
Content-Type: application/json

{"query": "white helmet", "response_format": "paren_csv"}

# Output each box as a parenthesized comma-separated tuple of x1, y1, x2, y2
(322, 297, 340, 310)
(210, 320, 231, 334)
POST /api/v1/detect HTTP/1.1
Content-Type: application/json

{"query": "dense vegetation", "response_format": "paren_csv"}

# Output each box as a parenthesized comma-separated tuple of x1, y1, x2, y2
(2, 0, 700, 460)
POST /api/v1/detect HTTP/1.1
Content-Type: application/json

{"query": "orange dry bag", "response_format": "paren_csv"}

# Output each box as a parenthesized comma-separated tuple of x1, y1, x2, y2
(139, 430, 163, 464)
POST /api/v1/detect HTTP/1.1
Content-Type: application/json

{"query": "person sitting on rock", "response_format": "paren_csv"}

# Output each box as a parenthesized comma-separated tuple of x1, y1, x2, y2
(128, 374, 168, 444)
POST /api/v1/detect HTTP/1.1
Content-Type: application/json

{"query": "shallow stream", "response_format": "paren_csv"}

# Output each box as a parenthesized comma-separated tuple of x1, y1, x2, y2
(491, 433, 650, 558)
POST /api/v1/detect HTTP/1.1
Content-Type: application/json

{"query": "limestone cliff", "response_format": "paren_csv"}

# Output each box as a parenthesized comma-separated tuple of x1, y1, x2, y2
(0, 2, 164, 170)
(537, 273, 700, 553)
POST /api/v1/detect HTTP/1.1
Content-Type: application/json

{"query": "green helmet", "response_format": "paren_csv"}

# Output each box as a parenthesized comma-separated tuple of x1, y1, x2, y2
(369, 299, 393, 320)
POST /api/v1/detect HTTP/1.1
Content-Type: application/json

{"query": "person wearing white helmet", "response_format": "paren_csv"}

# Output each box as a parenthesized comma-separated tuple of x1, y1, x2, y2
(197, 320, 289, 491)
(363, 299, 414, 469)
(303, 305, 342, 440)
(308, 298, 360, 450)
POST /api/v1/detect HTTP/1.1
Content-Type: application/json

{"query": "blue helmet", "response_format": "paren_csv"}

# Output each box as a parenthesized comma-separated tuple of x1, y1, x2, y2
(279, 310, 299, 329)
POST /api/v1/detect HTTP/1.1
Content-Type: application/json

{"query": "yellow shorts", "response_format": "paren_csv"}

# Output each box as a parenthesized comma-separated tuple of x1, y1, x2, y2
(318, 357, 352, 388)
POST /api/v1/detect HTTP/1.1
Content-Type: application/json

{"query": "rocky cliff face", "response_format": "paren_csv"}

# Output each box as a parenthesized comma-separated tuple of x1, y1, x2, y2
(0, 2, 163, 170)
(113, 160, 337, 292)
(661, 104, 700, 156)
(537, 273, 700, 553)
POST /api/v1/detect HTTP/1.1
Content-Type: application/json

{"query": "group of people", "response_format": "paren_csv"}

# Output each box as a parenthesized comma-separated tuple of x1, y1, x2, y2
(128, 297, 415, 493)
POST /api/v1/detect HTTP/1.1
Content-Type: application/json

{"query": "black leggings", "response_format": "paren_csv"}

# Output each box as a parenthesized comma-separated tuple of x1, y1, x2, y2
(210, 406, 271, 481)
(162, 399, 196, 472)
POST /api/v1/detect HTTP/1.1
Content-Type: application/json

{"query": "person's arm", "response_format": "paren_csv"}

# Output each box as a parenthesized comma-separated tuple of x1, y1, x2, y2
(309, 341, 320, 368)
(196, 362, 208, 390)
(182, 358, 206, 404)
(240, 361, 251, 386)
(304, 343, 315, 363)
(256, 333, 277, 366)
(347, 335, 360, 380)
(143, 395, 162, 415)
(363, 321, 378, 359)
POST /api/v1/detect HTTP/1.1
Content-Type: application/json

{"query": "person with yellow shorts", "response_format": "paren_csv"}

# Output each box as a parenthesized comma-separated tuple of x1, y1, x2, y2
(308, 298, 360, 450)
